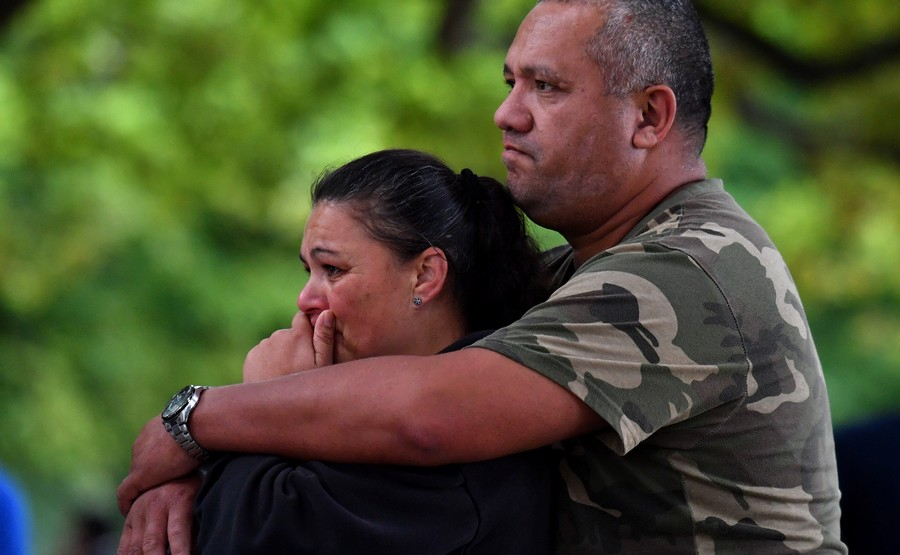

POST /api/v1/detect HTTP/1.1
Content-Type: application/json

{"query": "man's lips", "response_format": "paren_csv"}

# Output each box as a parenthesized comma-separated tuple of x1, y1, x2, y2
(503, 141, 528, 156)
(502, 141, 531, 165)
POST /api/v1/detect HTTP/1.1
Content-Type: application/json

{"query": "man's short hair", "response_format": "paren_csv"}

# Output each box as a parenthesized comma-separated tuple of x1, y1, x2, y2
(543, 0, 714, 154)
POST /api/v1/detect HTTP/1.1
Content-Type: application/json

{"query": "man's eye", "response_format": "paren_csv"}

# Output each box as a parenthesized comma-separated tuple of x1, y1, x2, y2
(504, 78, 515, 90)
(536, 80, 553, 91)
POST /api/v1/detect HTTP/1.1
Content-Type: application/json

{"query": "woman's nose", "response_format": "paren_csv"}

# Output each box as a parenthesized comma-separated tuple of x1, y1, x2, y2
(297, 280, 326, 314)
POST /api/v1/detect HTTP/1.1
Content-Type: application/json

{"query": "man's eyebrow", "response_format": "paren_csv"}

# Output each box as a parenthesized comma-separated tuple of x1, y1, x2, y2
(503, 62, 565, 83)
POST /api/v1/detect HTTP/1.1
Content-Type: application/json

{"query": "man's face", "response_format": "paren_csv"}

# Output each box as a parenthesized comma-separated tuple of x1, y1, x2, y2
(495, 2, 637, 237)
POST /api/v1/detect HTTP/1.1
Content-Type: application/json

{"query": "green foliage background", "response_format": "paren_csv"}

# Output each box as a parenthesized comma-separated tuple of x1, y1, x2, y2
(0, 0, 898, 551)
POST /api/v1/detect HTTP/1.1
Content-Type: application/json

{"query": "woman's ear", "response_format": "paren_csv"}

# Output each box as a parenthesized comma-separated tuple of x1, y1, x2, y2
(632, 85, 677, 149)
(411, 247, 449, 306)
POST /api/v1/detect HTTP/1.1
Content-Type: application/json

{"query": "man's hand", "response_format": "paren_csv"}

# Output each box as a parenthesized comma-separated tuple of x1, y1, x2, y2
(117, 475, 200, 555)
(117, 418, 201, 516)
(243, 310, 335, 382)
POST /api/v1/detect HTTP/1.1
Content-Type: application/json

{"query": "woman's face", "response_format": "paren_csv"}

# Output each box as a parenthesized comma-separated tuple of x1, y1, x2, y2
(297, 202, 421, 363)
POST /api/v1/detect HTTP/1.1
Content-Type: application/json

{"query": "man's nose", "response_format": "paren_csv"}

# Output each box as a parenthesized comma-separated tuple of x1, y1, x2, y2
(494, 87, 533, 133)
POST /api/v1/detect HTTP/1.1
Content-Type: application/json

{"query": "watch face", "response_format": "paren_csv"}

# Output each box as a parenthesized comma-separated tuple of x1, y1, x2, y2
(162, 386, 193, 420)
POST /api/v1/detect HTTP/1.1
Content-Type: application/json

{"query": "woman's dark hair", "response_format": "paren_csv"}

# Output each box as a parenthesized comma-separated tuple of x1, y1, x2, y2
(310, 149, 550, 332)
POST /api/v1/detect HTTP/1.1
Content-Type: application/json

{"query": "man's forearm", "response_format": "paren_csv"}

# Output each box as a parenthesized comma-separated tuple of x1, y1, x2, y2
(190, 348, 603, 465)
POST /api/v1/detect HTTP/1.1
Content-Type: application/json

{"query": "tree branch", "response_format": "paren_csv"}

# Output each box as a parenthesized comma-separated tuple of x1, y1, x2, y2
(0, 0, 30, 35)
(437, 0, 478, 56)
(697, 4, 900, 85)
(733, 91, 900, 165)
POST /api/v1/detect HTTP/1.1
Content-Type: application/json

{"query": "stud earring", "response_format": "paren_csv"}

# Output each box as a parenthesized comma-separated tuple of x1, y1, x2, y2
(413, 297, 423, 306)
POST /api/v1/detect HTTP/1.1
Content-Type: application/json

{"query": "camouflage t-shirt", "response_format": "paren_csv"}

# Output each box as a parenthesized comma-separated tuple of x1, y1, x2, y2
(473, 180, 846, 554)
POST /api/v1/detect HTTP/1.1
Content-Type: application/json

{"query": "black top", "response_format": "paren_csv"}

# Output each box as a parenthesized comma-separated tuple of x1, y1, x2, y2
(194, 332, 554, 554)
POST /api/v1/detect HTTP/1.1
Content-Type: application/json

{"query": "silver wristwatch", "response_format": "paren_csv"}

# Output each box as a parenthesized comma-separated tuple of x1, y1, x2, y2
(161, 385, 210, 460)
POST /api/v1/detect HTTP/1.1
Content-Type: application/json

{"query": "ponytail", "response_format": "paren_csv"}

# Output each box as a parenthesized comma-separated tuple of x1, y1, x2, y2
(450, 168, 550, 331)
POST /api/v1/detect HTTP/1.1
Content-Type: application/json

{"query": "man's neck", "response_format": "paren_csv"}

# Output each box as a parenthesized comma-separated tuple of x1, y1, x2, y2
(567, 162, 707, 268)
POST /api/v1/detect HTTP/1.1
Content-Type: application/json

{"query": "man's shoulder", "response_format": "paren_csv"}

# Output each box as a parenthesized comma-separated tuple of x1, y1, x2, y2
(538, 179, 767, 285)
(627, 179, 762, 242)
(586, 178, 790, 306)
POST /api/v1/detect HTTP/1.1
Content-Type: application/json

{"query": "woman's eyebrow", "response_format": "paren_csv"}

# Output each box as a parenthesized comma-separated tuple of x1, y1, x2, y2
(300, 247, 339, 263)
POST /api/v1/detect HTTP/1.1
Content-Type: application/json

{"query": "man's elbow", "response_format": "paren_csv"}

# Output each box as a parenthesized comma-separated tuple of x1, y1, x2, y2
(393, 410, 464, 466)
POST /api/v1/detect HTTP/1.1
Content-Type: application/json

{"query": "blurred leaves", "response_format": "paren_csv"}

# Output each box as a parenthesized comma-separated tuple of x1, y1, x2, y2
(698, 0, 900, 423)
(0, 0, 898, 549)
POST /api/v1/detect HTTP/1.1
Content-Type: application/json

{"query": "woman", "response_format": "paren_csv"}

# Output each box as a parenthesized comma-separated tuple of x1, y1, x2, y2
(193, 149, 554, 554)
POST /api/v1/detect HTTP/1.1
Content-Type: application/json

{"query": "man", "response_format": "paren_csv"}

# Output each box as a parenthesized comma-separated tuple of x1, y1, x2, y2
(118, 1, 846, 553)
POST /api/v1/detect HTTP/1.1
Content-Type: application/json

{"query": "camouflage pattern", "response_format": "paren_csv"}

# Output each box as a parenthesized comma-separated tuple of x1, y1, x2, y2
(473, 180, 846, 554)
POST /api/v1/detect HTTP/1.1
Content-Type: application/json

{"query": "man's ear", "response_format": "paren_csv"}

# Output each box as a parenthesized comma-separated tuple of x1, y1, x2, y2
(412, 247, 450, 305)
(633, 85, 677, 149)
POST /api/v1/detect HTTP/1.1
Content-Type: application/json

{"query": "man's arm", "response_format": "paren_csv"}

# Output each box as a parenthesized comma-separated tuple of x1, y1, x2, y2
(200, 348, 603, 463)
(118, 348, 603, 511)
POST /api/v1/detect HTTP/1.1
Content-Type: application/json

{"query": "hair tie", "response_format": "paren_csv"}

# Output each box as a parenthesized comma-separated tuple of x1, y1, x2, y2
(457, 168, 488, 206)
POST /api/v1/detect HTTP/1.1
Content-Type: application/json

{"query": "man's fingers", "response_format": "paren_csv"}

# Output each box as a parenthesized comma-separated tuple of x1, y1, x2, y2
(314, 309, 335, 367)
(116, 477, 201, 555)
(117, 488, 167, 555)
(117, 476, 140, 516)
(166, 519, 193, 555)
(138, 499, 169, 555)
(117, 516, 133, 555)
(165, 476, 200, 555)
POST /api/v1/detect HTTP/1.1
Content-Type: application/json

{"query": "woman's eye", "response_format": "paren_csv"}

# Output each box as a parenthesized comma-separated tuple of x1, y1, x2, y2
(324, 265, 343, 277)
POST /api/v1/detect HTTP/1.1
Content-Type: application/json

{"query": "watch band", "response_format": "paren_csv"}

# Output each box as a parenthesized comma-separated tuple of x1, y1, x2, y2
(162, 385, 210, 461)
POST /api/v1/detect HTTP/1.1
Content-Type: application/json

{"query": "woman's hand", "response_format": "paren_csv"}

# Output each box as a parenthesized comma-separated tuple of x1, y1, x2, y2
(242, 310, 335, 382)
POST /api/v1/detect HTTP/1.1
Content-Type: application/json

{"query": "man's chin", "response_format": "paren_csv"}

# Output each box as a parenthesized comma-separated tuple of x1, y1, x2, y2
(511, 190, 553, 226)
(506, 179, 536, 206)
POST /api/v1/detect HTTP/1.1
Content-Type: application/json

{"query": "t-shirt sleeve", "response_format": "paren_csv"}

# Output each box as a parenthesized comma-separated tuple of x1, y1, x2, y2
(472, 245, 749, 455)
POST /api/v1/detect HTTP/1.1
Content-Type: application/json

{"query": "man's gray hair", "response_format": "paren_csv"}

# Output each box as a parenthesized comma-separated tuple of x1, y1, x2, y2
(540, 0, 714, 154)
